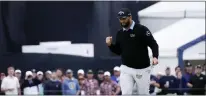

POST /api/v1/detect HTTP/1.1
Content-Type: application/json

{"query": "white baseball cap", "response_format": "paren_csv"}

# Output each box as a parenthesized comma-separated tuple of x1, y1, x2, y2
(77, 69, 84, 75)
(113, 66, 120, 71)
(37, 71, 43, 75)
(25, 71, 33, 77)
(15, 69, 21, 74)
(104, 71, 111, 76)
(46, 70, 52, 74)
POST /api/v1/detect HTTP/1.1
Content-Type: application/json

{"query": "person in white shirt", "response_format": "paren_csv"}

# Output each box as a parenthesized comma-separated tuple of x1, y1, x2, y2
(1, 66, 20, 95)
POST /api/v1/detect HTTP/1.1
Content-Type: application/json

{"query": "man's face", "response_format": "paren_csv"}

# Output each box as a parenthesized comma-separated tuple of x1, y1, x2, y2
(104, 75, 110, 81)
(56, 70, 63, 77)
(37, 74, 43, 80)
(78, 73, 84, 77)
(175, 67, 181, 73)
(78, 76, 85, 85)
(51, 72, 57, 79)
(97, 74, 104, 79)
(0, 73, 5, 80)
(195, 68, 202, 74)
(186, 66, 193, 72)
(27, 75, 33, 80)
(15, 73, 21, 78)
(119, 16, 131, 28)
(165, 69, 170, 75)
(8, 68, 14, 76)
(114, 71, 120, 76)
(46, 73, 51, 79)
(87, 73, 93, 79)
(177, 71, 182, 79)
(67, 73, 73, 78)
(32, 73, 37, 78)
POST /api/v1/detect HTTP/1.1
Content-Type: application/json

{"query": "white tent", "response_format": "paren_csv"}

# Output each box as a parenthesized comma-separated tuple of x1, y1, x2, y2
(149, 18, 205, 75)
(138, 2, 205, 18)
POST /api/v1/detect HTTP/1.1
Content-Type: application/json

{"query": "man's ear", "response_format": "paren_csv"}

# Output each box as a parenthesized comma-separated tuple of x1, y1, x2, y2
(129, 16, 132, 20)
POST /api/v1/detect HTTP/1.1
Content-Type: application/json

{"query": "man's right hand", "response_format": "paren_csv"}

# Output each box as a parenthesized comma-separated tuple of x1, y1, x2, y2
(106, 36, 112, 46)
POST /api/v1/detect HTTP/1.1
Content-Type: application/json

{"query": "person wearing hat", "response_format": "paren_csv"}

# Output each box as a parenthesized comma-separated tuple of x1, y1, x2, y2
(62, 69, 80, 95)
(158, 67, 176, 95)
(97, 70, 104, 85)
(21, 71, 41, 95)
(106, 8, 159, 95)
(100, 71, 121, 95)
(14, 69, 24, 94)
(45, 70, 52, 81)
(184, 62, 194, 82)
(31, 69, 37, 79)
(15, 69, 22, 81)
(187, 65, 206, 95)
(44, 71, 62, 95)
(111, 66, 120, 83)
(77, 69, 85, 78)
(36, 71, 44, 95)
(84, 69, 99, 95)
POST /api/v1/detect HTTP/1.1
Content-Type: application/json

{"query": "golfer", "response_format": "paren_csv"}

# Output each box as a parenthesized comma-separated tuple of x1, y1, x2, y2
(106, 8, 159, 95)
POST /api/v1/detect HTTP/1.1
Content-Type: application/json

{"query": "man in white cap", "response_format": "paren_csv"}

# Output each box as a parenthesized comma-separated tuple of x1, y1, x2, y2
(100, 71, 121, 95)
(62, 69, 80, 95)
(1, 66, 21, 95)
(15, 69, 23, 87)
(111, 66, 120, 83)
(37, 71, 44, 95)
(77, 69, 85, 77)
(21, 71, 41, 95)
(45, 70, 52, 81)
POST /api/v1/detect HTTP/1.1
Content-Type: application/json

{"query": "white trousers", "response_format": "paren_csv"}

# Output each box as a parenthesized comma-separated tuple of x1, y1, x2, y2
(119, 65, 151, 95)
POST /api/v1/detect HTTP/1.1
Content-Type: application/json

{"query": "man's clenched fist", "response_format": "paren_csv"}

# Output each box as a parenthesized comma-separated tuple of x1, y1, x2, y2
(106, 36, 112, 46)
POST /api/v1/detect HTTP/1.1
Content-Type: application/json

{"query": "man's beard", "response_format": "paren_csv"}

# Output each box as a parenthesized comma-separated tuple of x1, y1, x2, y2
(121, 21, 130, 28)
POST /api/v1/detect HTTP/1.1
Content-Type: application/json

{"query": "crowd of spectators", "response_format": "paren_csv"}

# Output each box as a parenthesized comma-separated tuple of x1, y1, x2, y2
(0, 63, 205, 95)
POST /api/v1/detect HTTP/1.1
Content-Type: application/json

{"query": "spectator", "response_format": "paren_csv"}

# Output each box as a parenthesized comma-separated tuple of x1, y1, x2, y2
(0, 73, 5, 80)
(15, 69, 24, 95)
(97, 70, 104, 85)
(100, 71, 121, 95)
(0, 73, 5, 95)
(37, 71, 44, 95)
(78, 75, 86, 95)
(44, 71, 62, 95)
(1, 66, 21, 95)
(62, 69, 80, 95)
(84, 69, 99, 95)
(56, 68, 64, 82)
(184, 62, 194, 94)
(21, 71, 41, 95)
(31, 69, 37, 79)
(77, 69, 85, 77)
(174, 71, 187, 95)
(149, 74, 160, 94)
(184, 62, 194, 82)
(45, 70, 52, 81)
(158, 67, 176, 95)
(15, 70, 24, 87)
(187, 65, 206, 95)
(175, 66, 181, 77)
(111, 66, 120, 83)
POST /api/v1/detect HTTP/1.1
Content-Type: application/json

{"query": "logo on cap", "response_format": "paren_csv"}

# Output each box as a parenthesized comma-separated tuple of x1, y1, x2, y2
(118, 11, 124, 15)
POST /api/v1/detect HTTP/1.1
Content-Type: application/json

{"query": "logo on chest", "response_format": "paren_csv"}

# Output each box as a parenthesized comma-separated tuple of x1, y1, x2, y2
(130, 34, 135, 37)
